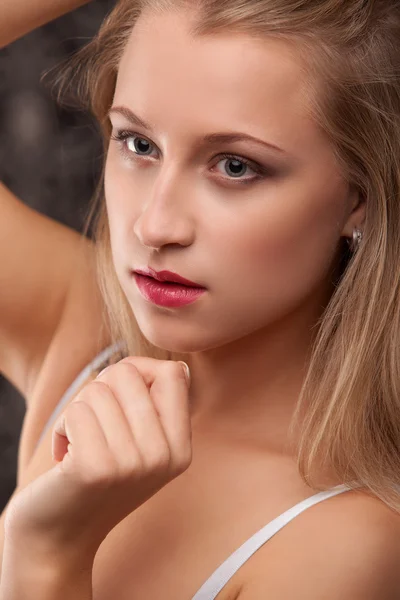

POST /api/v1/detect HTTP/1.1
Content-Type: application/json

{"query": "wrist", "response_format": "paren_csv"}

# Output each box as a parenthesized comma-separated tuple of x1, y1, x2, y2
(4, 510, 100, 567)
(1, 534, 94, 600)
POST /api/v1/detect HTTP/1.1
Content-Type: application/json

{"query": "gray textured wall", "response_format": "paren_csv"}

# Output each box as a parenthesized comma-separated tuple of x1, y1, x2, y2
(0, 0, 114, 512)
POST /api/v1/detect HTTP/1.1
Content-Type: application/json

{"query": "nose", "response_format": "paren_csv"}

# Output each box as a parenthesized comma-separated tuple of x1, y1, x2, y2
(133, 166, 194, 251)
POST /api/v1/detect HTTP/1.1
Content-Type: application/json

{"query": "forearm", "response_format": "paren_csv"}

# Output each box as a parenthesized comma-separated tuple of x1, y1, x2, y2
(0, 537, 94, 600)
(0, 0, 93, 48)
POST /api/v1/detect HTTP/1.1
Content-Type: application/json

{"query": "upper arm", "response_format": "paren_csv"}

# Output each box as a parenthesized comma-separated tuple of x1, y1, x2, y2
(238, 497, 400, 600)
(0, 0, 91, 49)
(0, 182, 95, 400)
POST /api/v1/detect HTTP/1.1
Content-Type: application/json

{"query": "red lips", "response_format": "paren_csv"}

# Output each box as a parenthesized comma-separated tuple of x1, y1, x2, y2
(134, 268, 205, 288)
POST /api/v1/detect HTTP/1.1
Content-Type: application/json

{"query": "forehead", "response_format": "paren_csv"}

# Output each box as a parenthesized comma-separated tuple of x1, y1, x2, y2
(114, 9, 318, 154)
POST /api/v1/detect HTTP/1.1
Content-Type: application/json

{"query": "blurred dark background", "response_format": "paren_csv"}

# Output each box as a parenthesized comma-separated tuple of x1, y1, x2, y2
(0, 0, 114, 512)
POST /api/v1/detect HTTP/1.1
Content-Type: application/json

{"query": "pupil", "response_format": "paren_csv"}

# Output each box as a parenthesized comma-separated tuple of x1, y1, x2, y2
(226, 159, 245, 177)
(135, 138, 151, 154)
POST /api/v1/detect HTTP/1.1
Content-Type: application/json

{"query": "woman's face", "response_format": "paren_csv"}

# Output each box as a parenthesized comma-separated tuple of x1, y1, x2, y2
(105, 8, 363, 353)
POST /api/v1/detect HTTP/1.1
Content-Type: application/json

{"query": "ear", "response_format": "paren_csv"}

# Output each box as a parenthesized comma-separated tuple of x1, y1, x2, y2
(341, 185, 366, 238)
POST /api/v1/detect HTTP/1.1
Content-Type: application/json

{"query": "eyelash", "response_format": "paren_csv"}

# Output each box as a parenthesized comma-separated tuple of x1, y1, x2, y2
(109, 129, 272, 185)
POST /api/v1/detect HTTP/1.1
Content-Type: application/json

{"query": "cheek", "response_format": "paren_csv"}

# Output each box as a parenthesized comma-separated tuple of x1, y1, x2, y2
(104, 156, 140, 244)
(212, 182, 343, 313)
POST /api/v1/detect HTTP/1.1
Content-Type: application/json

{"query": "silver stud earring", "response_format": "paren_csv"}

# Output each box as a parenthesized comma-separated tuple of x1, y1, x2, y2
(347, 227, 363, 253)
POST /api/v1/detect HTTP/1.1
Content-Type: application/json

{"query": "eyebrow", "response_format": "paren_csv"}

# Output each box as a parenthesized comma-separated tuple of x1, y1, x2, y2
(108, 105, 288, 156)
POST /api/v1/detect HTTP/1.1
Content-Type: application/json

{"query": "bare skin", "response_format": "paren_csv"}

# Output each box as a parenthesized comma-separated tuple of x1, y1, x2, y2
(106, 8, 364, 448)
(1, 4, 400, 600)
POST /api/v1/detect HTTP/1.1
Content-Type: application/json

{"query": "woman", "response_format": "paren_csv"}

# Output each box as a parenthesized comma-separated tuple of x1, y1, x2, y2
(0, 0, 399, 598)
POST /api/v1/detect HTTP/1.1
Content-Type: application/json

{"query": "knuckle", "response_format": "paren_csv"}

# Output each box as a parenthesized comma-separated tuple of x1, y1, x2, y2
(65, 399, 88, 416)
(165, 360, 181, 375)
(145, 447, 171, 473)
(173, 448, 193, 475)
(80, 380, 112, 401)
(157, 360, 183, 382)
(87, 381, 115, 407)
(117, 361, 147, 383)
(117, 360, 141, 375)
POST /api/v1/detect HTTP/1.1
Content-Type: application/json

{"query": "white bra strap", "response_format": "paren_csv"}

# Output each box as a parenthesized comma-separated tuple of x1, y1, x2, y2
(191, 483, 356, 600)
(34, 341, 125, 450)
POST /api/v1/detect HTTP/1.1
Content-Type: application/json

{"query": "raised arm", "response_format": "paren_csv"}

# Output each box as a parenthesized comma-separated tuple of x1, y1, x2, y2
(0, 182, 96, 400)
(0, 0, 92, 49)
(0, 0, 108, 400)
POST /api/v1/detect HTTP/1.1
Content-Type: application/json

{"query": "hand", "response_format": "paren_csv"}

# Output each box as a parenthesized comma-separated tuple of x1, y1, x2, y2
(5, 357, 192, 559)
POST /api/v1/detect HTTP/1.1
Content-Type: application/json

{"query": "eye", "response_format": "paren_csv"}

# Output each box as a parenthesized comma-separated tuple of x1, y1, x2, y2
(213, 153, 269, 184)
(215, 155, 256, 179)
(110, 129, 273, 184)
(110, 130, 158, 158)
(127, 136, 156, 156)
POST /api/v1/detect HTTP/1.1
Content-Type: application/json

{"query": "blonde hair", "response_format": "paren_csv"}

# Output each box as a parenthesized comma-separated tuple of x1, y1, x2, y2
(48, 0, 400, 511)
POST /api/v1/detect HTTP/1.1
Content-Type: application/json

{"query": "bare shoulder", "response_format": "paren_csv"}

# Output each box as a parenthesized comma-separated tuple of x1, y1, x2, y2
(237, 488, 400, 600)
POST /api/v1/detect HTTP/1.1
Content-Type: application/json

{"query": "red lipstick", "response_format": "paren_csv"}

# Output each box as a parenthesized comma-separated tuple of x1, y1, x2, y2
(133, 267, 206, 308)
(135, 267, 204, 288)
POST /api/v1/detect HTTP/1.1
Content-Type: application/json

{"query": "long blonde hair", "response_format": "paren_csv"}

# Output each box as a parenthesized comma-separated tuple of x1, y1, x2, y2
(47, 0, 400, 512)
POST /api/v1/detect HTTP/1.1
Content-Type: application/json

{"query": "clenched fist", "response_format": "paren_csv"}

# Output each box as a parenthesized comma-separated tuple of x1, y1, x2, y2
(5, 357, 192, 559)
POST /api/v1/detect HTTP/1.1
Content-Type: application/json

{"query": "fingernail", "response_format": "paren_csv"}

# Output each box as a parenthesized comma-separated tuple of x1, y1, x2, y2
(178, 361, 191, 386)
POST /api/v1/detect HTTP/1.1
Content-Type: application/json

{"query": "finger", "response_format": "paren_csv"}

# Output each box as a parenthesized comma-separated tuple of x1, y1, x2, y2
(118, 358, 192, 467)
(98, 357, 192, 471)
(95, 362, 171, 469)
(52, 401, 110, 474)
(110, 356, 190, 393)
(79, 379, 143, 471)
(143, 360, 192, 471)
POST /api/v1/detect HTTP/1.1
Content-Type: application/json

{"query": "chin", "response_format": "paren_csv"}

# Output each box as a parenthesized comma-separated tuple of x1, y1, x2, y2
(133, 317, 220, 354)
(140, 330, 202, 354)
